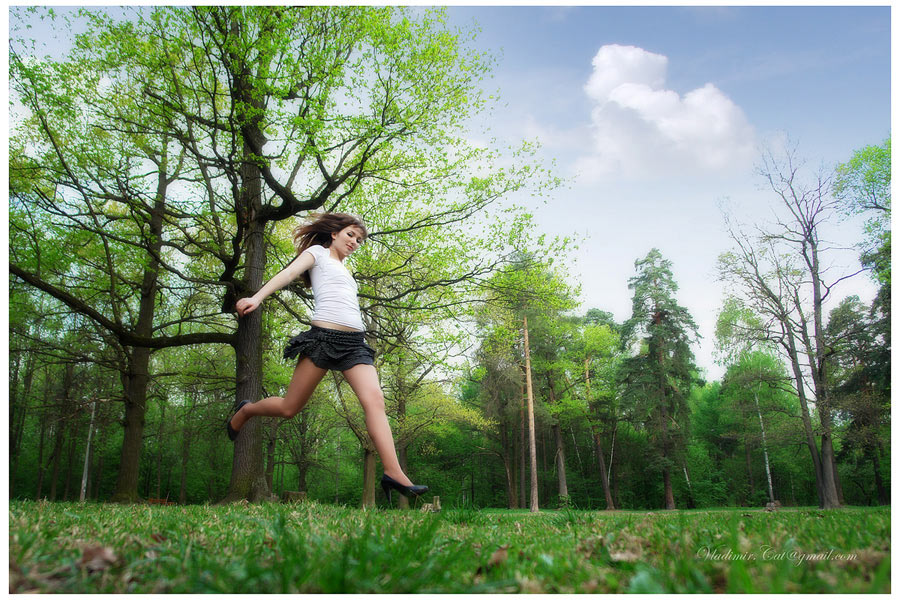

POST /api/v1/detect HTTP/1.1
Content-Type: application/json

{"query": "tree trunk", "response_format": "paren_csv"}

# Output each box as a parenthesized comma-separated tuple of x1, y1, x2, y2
(682, 462, 696, 509)
(92, 430, 104, 500)
(221, 26, 277, 503)
(9, 351, 21, 447)
(49, 362, 74, 501)
(9, 351, 21, 496)
(110, 350, 152, 503)
(744, 433, 755, 500)
(18, 356, 36, 451)
(86, 444, 95, 500)
(540, 426, 547, 500)
(222, 155, 271, 502)
(500, 420, 517, 509)
(819, 431, 842, 508)
(156, 400, 166, 500)
(655, 336, 677, 511)
(109, 172, 168, 503)
(48, 420, 64, 501)
(266, 420, 277, 493)
(362, 447, 377, 508)
(11, 354, 35, 495)
(207, 427, 220, 500)
(594, 432, 615, 510)
(753, 385, 776, 504)
(334, 436, 341, 503)
(872, 448, 888, 505)
(784, 334, 827, 506)
(546, 380, 568, 503)
(63, 419, 77, 500)
(179, 422, 191, 505)
(662, 467, 676, 510)
(471, 460, 477, 506)
(141, 456, 151, 498)
(397, 392, 410, 510)
(395, 453, 410, 509)
(585, 359, 615, 510)
(552, 424, 568, 502)
(831, 451, 845, 505)
(297, 459, 309, 494)
(509, 419, 519, 509)
(502, 453, 516, 509)
(611, 451, 620, 509)
(80, 401, 97, 501)
(295, 411, 310, 493)
(523, 315, 539, 512)
(36, 417, 47, 500)
(222, 231, 269, 502)
(807, 238, 841, 509)
(519, 381, 526, 508)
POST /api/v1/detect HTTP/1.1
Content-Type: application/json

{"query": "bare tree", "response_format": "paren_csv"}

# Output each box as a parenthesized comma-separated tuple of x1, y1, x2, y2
(718, 143, 862, 509)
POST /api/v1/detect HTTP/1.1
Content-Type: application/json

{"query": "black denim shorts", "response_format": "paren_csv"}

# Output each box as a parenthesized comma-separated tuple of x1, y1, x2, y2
(283, 325, 375, 371)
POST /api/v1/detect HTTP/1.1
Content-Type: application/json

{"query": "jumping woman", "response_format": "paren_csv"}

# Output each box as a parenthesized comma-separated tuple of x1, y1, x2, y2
(227, 212, 427, 505)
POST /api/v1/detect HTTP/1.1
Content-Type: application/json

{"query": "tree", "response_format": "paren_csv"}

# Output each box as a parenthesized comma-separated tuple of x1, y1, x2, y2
(472, 322, 524, 508)
(11, 6, 554, 503)
(10, 8, 235, 502)
(717, 143, 864, 509)
(576, 318, 621, 510)
(825, 296, 890, 505)
(719, 352, 792, 506)
(620, 248, 699, 510)
(527, 313, 577, 507)
(479, 253, 577, 512)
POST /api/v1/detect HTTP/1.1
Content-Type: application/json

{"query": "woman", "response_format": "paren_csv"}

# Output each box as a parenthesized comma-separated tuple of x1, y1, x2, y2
(228, 212, 427, 505)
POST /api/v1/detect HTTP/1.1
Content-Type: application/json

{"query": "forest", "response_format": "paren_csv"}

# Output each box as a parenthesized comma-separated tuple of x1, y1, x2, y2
(8, 6, 891, 512)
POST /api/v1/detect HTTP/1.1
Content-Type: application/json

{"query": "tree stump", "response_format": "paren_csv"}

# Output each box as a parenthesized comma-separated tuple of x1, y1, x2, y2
(283, 491, 307, 503)
(420, 496, 441, 512)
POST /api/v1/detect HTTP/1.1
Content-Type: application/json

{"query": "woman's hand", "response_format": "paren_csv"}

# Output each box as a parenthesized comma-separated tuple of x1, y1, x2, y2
(235, 297, 260, 317)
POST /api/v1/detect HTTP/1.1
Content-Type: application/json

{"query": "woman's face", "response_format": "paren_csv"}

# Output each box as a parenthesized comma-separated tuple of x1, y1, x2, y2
(332, 225, 365, 258)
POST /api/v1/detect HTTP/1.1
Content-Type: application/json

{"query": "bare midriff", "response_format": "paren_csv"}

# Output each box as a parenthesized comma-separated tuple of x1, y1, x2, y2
(310, 320, 362, 332)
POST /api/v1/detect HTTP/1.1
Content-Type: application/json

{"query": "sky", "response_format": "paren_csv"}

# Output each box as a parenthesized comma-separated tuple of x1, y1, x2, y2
(443, 5, 891, 380)
(7, 4, 892, 380)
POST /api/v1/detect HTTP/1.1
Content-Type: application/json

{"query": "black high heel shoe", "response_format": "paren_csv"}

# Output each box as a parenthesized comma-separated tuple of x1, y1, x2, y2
(226, 399, 252, 441)
(380, 473, 428, 507)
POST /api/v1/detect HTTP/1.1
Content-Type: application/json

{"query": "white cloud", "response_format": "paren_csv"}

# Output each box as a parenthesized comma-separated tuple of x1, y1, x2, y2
(585, 44, 668, 101)
(578, 44, 755, 181)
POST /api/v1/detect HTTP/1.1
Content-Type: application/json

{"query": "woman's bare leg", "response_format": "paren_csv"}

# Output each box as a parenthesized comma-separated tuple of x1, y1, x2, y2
(229, 358, 327, 431)
(342, 363, 414, 487)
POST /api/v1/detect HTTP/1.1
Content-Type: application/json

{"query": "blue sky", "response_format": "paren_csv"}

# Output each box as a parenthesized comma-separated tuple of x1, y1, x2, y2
(444, 5, 891, 379)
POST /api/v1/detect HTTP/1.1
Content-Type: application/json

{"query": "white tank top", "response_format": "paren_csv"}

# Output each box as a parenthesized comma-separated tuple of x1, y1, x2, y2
(301, 244, 365, 331)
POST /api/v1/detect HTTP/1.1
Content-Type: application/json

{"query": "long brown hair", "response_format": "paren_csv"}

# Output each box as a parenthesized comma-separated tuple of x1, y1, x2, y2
(292, 212, 368, 287)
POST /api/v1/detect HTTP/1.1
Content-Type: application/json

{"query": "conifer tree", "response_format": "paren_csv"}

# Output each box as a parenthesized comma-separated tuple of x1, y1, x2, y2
(620, 249, 698, 510)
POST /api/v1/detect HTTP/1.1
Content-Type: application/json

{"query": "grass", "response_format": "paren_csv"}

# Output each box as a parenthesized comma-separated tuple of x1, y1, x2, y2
(8, 500, 890, 593)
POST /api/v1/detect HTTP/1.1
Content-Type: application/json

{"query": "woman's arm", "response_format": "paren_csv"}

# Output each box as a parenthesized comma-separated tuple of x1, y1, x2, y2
(235, 251, 315, 317)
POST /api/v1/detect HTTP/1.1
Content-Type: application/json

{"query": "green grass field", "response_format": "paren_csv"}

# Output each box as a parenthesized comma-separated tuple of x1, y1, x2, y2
(8, 500, 890, 593)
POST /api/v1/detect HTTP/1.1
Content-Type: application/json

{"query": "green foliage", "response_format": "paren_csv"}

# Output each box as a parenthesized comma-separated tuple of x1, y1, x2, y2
(834, 136, 891, 285)
(714, 296, 769, 363)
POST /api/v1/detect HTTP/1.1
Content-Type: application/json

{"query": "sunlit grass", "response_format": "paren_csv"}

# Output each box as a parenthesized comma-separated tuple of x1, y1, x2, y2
(9, 500, 890, 593)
